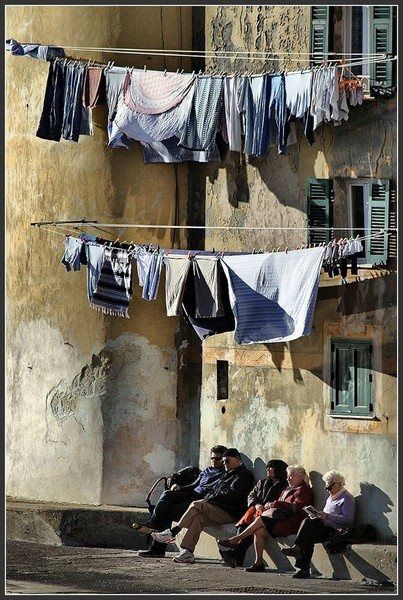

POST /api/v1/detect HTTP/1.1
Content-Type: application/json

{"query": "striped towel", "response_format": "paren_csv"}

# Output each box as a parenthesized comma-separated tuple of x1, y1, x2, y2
(221, 247, 326, 344)
(90, 247, 133, 318)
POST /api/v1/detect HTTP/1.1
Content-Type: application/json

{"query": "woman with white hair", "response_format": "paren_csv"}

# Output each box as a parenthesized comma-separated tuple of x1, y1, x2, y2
(282, 470, 355, 579)
(218, 465, 314, 572)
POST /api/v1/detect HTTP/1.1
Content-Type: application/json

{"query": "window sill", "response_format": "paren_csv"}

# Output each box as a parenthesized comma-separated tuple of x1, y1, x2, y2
(329, 414, 378, 421)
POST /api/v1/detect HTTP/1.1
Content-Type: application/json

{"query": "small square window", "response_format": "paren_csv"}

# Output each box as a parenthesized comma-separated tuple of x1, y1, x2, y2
(330, 339, 373, 417)
(217, 360, 229, 400)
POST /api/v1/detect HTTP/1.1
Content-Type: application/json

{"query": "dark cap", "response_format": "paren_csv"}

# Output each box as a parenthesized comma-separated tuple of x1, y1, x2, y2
(222, 448, 241, 460)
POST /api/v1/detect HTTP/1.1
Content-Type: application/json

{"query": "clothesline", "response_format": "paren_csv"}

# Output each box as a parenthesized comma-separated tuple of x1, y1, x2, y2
(47, 44, 387, 58)
(30, 221, 397, 232)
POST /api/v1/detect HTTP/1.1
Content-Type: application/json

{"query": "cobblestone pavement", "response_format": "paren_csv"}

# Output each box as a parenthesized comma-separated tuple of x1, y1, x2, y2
(6, 540, 397, 595)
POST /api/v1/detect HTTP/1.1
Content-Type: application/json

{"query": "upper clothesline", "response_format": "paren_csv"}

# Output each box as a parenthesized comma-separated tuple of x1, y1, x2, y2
(7, 37, 397, 164)
(60, 232, 367, 344)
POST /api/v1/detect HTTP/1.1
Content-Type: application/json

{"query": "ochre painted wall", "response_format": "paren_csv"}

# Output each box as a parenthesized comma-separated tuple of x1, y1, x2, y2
(6, 5, 192, 506)
(196, 6, 397, 540)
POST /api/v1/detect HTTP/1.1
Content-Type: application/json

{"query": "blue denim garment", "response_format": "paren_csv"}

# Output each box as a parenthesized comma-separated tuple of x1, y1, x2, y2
(6, 38, 65, 61)
(62, 64, 88, 142)
(267, 74, 288, 155)
(142, 252, 163, 301)
(238, 75, 271, 156)
(61, 236, 83, 272)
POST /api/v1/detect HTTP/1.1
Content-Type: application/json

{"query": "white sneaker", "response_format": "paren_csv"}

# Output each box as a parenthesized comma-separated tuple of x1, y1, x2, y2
(173, 549, 195, 564)
(151, 529, 176, 544)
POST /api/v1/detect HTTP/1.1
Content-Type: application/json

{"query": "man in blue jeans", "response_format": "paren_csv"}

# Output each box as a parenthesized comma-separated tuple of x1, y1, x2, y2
(134, 445, 227, 557)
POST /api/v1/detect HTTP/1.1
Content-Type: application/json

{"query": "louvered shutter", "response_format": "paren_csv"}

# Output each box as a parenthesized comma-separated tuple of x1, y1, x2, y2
(310, 6, 331, 65)
(369, 6, 394, 90)
(352, 343, 373, 416)
(331, 342, 353, 415)
(367, 179, 390, 265)
(307, 178, 333, 244)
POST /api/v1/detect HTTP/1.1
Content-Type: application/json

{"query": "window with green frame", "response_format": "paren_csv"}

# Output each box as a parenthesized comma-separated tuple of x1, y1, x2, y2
(330, 339, 373, 417)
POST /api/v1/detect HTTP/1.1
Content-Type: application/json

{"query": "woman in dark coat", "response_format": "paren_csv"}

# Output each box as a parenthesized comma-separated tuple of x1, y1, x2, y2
(219, 465, 314, 572)
(220, 459, 288, 567)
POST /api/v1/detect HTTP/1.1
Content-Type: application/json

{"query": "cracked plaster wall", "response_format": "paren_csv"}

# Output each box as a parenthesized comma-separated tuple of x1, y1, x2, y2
(6, 6, 194, 505)
(197, 6, 397, 540)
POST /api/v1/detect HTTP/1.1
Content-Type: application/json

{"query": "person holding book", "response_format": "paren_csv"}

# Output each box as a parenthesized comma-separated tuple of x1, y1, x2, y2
(218, 464, 313, 572)
(281, 470, 355, 578)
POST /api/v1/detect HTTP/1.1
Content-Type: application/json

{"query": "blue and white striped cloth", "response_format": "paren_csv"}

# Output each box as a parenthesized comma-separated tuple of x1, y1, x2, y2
(221, 247, 326, 345)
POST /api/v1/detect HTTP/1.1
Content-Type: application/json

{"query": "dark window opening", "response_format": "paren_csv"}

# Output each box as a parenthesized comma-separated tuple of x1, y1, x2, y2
(351, 6, 363, 75)
(217, 360, 229, 400)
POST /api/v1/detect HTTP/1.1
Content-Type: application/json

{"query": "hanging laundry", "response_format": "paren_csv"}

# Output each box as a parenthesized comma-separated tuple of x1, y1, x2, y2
(193, 257, 224, 318)
(238, 75, 270, 156)
(61, 236, 84, 271)
(123, 69, 195, 114)
(105, 66, 134, 149)
(164, 255, 192, 316)
(89, 247, 133, 317)
(6, 38, 65, 61)
(61, 63, 92, 141)
(83, 65, 106, 108)
(310, 66, 339, 131)
(179, 76, 223, 151)
(182, 264, 235, 340)
(140, 136, 220, 163)
(112, 80, 195, 143)
(267, 73, 288, 155)
(37, 60, 66, 141)
(220, 247, 326, 345)
(142, 251, 163, 301)
(223, 76, 243, 152)
(85, 243, 106, 303)
(285, 71, 313, 120)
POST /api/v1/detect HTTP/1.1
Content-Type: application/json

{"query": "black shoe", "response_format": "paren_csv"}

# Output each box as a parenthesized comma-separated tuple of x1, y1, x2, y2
(245, 563, 266, 572)
(137, 549, 166, 558)
(220, 551, 238, 569)
(292, 569, 310, 579)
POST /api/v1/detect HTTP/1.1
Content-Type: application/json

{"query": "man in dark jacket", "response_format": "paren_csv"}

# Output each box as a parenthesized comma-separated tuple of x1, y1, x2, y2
(220, 459, 288, 567)
(151, 448, 255, 564)
(135, 445, 227, 558)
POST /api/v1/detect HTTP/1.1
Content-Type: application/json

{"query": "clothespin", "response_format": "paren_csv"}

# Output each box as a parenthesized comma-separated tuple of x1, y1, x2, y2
(252, 247, 256, 254)
(164, 69, 167, 76)
(181, 69, 184, 74)
(191, 70, 195, 77)
(277, 247, 281, 252)
(144, 64, 147, 72)
(114, 237, 120, 244)
(198, 69, 202, 75)
(272, 247, 276, 253)
(176, 68, 180, 74)
(110, 61, 114, 70)
(285, 247, 289, 253)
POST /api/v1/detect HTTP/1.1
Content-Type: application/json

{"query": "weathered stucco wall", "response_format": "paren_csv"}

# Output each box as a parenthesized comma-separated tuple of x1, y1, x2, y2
(6, 6, 194, 505)
(196, 6, 397, 540)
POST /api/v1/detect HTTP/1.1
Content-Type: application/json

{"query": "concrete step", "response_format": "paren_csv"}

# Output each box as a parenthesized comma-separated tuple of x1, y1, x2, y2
(6, 500, 156, 550)
(178, 523, 397, 585)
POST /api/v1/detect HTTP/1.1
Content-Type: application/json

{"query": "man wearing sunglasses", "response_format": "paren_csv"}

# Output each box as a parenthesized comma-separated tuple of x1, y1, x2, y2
(134, 445, 227, 558)
(151, 447, 255, 564)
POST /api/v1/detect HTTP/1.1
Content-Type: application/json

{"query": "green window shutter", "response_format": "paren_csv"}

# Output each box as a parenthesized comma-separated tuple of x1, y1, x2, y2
(367, 179, 390, 265)
(369, 6, 394, 90)
(307, 178, 333, 245)
(331, 342, 353, 415)
(352, 343, 373, 416)
(310, 6, 331, 65)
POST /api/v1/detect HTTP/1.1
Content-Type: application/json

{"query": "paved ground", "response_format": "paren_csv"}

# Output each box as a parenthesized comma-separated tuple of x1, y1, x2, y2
(6, 540, 397, 595)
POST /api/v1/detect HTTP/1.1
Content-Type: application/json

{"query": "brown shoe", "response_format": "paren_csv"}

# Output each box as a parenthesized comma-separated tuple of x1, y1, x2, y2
(132, 522, 157, 535)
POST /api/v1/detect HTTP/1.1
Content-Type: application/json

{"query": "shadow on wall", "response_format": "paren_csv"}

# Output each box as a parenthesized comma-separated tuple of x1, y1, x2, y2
(355, 482, 396, 542)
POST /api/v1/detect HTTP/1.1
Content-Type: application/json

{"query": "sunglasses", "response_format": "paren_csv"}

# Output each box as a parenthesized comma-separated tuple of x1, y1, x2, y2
(211, 456, 222, 461)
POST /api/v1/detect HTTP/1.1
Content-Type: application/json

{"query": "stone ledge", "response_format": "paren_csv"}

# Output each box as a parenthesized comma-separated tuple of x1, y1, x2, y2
(6, 500, 153, 550)
(177, 523, 397, 584)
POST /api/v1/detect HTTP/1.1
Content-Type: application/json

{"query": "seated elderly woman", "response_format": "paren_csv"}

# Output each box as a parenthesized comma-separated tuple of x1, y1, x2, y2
(220, 459, 289, 568)
(218, 464, 314, 572)
(281, 470, 355, 578)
